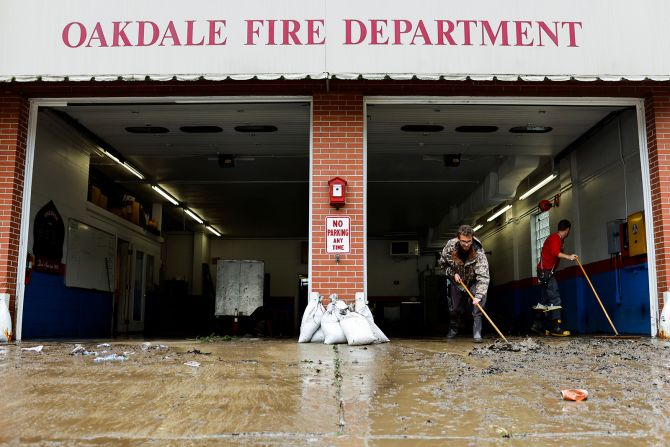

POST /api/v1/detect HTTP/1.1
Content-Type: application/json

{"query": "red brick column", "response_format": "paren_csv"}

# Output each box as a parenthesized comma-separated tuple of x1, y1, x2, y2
(311, 93, 364, 302)
(646, 95, 670, 311)
(0, 95, 29, 331)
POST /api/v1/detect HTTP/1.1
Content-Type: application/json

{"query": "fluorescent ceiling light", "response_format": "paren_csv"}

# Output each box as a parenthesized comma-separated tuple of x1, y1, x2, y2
(472, 224, 483, 232)
(184, 208, 203, 224)
(151, 185, 179, 206)
(519, 174, 557, 200)
(103, 150, 121, 164)
(206, 225, 222, 237)
(122, 162, 144, 179)
(487, 204, 512, 222)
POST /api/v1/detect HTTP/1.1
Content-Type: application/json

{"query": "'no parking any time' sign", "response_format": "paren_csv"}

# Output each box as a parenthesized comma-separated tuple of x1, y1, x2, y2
(326, 216, 350, 253)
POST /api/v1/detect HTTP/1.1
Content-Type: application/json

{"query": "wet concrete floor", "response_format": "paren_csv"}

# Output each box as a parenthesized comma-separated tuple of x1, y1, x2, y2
(0, 336, 669, 446)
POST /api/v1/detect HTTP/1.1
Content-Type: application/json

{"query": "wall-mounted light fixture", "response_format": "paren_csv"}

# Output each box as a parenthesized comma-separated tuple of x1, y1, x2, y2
(487, 204, 512, 222)
(184, 208, 203, 224)
(519, 173, 557, 201)
(472, 224, 483, 232)
(151, 185, 179, 206)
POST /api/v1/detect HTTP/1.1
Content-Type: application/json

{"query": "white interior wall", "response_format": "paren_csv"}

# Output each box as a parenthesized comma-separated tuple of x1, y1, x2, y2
(163, 231, 194, 290)
(367, 240, 435, 296)
(482, 109, 642, 285)
(31, 110, 162, 267)
(575, 110, 643, 264)
(208, 239, 306, 298)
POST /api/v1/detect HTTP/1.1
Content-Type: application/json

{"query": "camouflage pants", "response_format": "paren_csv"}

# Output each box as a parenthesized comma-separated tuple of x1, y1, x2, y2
(449, 282, 486, 327)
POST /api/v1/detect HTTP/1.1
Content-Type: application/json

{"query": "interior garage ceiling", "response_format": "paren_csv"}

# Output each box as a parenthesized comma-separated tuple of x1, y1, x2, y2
(49, 102, 626, 243)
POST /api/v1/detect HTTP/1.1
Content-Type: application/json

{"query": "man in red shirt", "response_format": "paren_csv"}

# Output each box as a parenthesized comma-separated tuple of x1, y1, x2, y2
(532, 219, 577, 336)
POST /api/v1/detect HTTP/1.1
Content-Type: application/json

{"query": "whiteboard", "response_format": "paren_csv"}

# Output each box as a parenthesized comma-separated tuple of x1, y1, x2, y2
(65, 219, 116, 292)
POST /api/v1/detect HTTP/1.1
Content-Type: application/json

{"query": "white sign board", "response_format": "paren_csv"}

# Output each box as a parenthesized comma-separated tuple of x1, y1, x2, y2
(326, 216, 350, 254)
(1, 0, 670, 80)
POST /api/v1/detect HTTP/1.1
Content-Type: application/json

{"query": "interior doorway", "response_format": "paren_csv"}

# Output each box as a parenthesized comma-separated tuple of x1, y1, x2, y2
(115, 241, 154, 334)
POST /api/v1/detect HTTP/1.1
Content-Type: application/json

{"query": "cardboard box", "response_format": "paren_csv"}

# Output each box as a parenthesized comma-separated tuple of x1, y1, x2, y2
(131, 201, 140, 225)
(98, 194, 108, 209)
(90, 185, 101, 204)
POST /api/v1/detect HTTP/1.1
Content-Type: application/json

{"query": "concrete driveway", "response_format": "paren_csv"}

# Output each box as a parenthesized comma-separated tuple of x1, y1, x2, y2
(1, 337, 669, 446)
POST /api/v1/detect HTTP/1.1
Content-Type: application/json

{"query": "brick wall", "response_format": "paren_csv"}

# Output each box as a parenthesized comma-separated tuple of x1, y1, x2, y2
(2, 80, 670, 326)
(311, 94, 364, 302)
(645, 95, 670, 310)
(0, 95, 29, 330)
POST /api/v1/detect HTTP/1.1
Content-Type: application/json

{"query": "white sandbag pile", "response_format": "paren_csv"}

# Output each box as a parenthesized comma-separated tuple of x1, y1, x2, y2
(0, 293, 12, 342)
(298, 292, 326, 342)
(354, 292, 390, 343)
(298, 292, 388, 346)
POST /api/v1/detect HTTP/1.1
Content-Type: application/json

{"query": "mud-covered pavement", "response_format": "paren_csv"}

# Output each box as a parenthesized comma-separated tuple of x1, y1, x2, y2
(0, 337, 669, 446)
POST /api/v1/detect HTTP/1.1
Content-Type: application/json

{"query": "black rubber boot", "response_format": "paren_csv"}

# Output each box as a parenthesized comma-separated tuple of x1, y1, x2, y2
(447, 326, 458, 339)
(550, 319, 571, 337)
(473, 316, 483, 343)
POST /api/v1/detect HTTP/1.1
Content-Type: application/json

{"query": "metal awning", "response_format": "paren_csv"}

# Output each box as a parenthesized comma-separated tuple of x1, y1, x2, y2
(3, 73, 670, 83)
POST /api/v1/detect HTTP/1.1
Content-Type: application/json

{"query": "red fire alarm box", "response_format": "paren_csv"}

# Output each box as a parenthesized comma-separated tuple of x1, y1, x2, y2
(328, 177, 347, 209)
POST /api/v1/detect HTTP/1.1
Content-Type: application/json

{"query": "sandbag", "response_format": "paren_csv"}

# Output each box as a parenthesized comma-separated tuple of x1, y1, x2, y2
(339, 312, 376, 346)
(322, 303, 347, 345)
(0, 293, 12, 342)
(355, 292, 389, 343)
(310, 327, 325, 343)
(298, 292, 324, 343)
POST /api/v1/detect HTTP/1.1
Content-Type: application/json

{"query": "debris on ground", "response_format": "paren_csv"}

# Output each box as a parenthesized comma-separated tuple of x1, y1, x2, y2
(187, 348, 211, 355)
(197, 334, 233, 343)
(93, 354, 127, 362)
(96, 343, 111, 348)
(492, 425, 511, 438)
(470, 338, 543, 355)
(70, 344, 85, 355)
(561, 389, 589, 401)
(142, 342, 169, 351)
(184, 361, 201, 368)
(21, 345, 44, 352)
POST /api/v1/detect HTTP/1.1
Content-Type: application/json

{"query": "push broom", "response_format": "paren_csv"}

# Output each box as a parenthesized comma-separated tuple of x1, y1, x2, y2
(457, 279, 509, 343)
(575, 256, 619, 336)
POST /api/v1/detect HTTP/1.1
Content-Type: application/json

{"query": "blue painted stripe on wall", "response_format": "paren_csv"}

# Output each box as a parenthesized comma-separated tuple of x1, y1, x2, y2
(22, 271, 112, 339)
(490, 263, 651, 335)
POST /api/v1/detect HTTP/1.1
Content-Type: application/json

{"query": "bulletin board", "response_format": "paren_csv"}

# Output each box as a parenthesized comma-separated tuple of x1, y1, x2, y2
(65, 219, 116, 292)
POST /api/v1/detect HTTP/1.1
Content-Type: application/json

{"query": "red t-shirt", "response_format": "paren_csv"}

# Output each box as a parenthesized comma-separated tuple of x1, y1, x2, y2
(537, 232, 563, 271)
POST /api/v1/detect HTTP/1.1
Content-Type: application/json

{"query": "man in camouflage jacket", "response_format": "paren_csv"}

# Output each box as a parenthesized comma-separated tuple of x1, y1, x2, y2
(439, 224, 490, 342)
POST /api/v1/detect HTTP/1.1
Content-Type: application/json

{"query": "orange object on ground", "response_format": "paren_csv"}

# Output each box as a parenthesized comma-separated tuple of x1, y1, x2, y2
(561, 389, 589, 401)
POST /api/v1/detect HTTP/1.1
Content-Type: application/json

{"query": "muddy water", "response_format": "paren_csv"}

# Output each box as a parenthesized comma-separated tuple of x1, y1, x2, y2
(0, 337, 668, 446)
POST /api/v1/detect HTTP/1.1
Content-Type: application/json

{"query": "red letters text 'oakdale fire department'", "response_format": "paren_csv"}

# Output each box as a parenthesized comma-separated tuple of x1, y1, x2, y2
(61, 19, 582, 48)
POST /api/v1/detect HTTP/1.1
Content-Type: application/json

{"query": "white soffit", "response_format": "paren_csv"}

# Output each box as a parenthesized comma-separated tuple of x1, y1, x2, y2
(3, 74, 670, 83)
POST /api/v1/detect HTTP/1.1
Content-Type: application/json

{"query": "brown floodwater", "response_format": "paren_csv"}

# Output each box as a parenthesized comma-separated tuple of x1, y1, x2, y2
(0, 337, 668, 446)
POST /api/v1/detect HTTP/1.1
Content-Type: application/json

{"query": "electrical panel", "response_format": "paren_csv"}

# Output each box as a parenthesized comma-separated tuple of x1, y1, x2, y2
(627, 211, 647, 256)
(606, 219, 625, 254)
